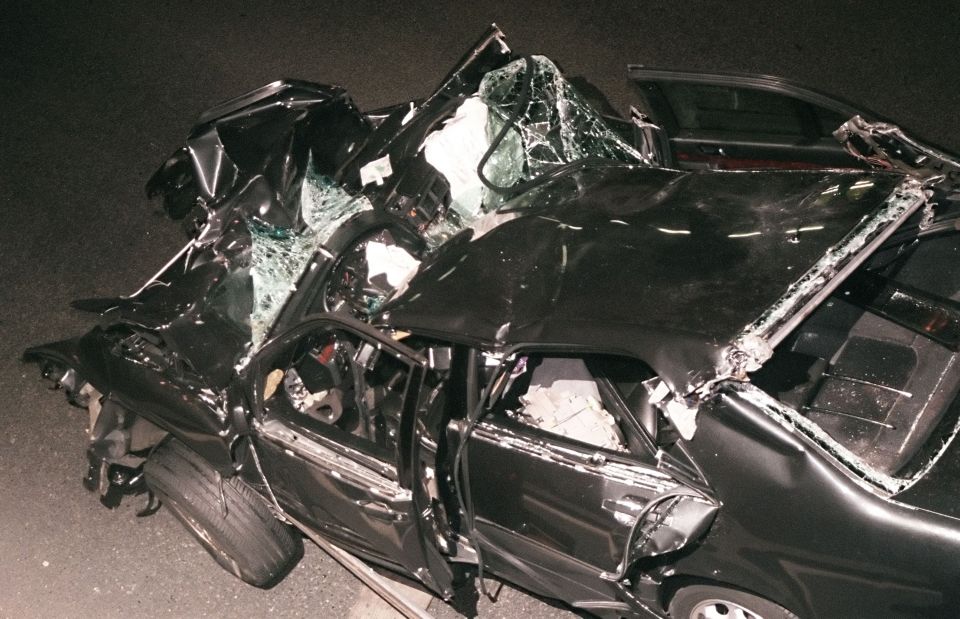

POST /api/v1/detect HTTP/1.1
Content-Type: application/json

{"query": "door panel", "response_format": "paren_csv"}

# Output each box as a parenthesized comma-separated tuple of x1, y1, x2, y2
(245, 315, 454, 596)
(255, 419, 419, 561)
(469, 420, 677, 571)
(466, 417, 716, 605)
(629, 67, 871, 170)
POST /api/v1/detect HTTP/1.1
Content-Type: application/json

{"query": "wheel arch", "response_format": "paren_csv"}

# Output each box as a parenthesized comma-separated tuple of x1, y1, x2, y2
(658, 573, 806, 618)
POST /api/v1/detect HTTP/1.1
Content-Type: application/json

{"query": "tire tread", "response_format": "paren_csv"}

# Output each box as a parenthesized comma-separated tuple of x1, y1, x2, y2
(144, 439, 302, 587)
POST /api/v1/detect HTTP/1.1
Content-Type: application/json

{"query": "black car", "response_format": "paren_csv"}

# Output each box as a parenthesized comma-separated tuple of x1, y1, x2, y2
(25, 26, 960, 618)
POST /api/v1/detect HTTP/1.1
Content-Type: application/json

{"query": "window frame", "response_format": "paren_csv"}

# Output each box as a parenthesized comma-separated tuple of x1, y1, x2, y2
(246, 313, 428, 474)
(478, 349, 663, 462)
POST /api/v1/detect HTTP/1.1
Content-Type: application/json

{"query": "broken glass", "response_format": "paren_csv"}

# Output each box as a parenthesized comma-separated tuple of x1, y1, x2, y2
(737, 383, 916, 494)
(727, 179, 927, 379)
(476, 55, 647, 204)
(419, 56, 650, 247)
(249, 168, 373, 344)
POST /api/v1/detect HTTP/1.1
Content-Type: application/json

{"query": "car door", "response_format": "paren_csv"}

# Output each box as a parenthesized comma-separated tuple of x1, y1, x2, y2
(243, 314, 455, 597)
(629, 67, 872, 170)
(457, 351, 718, 611)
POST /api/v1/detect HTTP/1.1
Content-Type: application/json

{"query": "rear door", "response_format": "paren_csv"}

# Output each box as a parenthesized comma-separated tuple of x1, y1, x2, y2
(458, 351, 718, 611)
(630, 68, 871, 170)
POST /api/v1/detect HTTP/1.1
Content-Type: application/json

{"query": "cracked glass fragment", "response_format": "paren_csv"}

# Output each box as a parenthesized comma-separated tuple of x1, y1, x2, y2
(476, 55, 646, 202)
(420, 57, 648, 247)
(250, 170, 372, 344)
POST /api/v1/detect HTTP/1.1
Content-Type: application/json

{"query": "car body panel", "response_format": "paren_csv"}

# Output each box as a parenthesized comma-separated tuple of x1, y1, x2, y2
(465, 416, 715, 609)
(242, 314, 457, 596)
(382, 164, 922, 393)
(25, 327, 236, 473)
(666, 386, 960, 618)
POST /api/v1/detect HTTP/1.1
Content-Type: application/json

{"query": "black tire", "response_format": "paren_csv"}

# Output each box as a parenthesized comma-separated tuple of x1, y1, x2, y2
(144, 439, 303, 587)
(669, 584, 799, 619)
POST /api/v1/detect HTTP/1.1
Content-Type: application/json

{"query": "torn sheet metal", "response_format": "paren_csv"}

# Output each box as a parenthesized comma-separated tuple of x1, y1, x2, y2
(147, 80, 369, 232)
(82, 37, 664, 383)
(835, 116, 960, 191)
(724, 178, 927, 384)
(82, 81, 374, 385)
(630, 495, 718, 558)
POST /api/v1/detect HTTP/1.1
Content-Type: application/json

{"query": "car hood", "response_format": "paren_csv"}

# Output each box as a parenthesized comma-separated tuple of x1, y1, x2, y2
(382, 164, 927, 394)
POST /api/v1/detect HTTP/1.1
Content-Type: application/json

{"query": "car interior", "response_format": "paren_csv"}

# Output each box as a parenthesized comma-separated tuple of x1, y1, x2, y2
(752, 226, 960, 477)
(484, 353, 667, 457)
(263, 329, 411, 457)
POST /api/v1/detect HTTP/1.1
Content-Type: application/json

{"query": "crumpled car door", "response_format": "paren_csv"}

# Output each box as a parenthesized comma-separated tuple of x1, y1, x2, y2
(461, 415, 717, 610)
(629, 67, 870, 170)
(242, 314, 455, 598)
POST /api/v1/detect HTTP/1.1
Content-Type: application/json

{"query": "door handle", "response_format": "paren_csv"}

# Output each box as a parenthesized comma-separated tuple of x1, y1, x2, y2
(358, 500, 406, 522)
(697, 143, 725, 156)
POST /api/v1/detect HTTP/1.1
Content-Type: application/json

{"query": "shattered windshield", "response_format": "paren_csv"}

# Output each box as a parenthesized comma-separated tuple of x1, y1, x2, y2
(249, 170, 374, 344)
(420, 55, 648, 245)
(475, 55, 646, 206)
(247, 56, 645, 345)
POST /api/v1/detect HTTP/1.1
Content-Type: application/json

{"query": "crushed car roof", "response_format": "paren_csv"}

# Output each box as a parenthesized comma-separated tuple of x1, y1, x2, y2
(382, 163, 917, 391)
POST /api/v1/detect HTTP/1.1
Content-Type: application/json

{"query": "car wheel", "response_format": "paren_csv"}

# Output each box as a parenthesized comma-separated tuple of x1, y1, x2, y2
(144, 439, 303, 587)
(669, 584, 799, 619)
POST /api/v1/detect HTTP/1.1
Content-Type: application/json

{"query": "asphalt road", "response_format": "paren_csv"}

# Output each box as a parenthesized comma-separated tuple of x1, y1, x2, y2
(1, 2, 958, 617)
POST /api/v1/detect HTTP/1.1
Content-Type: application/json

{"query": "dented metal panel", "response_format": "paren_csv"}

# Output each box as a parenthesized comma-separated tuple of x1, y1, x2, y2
(836, 115, 960, 191)
(734, 383, 910, 493)
(94, 81, 373, 386)
(384, 165, 912, 394)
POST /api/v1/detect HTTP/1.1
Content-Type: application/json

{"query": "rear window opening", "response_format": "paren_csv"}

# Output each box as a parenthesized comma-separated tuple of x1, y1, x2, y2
(751, 228, 960, 479)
